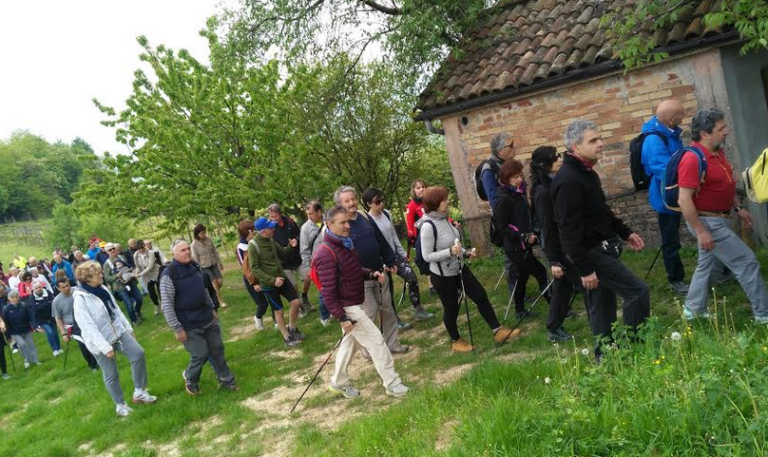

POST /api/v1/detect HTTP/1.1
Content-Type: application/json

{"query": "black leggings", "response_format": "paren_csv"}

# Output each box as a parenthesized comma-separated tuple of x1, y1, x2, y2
(431, 267, 501, 341)
(243, 277, 270, 319)
(0, 336, 6, 375)
(506, 249, 549, 313)
(146, 280, 161, 307)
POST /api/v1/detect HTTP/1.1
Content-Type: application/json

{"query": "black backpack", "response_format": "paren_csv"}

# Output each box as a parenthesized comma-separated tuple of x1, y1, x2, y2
(414, 220, 439, 276)
(474, 159, 500, 201)
(489, 214, 503, 247)
(629, 132, 667, 191)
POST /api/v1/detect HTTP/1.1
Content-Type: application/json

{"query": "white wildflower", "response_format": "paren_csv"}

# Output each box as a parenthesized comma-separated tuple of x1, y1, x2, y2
(544, 377, 551, 384)
(581, 348, 590, 356)
(671, 332, 682, 342)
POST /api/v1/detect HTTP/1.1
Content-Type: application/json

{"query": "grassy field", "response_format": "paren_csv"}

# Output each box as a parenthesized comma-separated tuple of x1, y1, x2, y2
(1, 245, 767, 456)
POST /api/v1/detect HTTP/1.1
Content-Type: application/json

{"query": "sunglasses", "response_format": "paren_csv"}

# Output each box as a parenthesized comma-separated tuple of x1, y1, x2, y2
(372, 199, 384, 205)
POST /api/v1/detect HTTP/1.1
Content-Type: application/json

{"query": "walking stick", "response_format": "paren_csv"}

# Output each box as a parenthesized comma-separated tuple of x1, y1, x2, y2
(290, 332, 348, 414)
(644, 246, 662, 280)
(62, 337, 71, 372)
(396, 278, 407, 309)
(3, 334, 16, 372)
(495, 279, 555, 353)
(492, 268, 506, 292)
(503, 251, 528, 321)
(455, 238, 474, 348)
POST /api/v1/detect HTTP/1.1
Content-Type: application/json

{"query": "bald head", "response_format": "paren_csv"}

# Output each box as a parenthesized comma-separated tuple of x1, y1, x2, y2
(655, 99, 685, 129)
(172, 240, 193, 264)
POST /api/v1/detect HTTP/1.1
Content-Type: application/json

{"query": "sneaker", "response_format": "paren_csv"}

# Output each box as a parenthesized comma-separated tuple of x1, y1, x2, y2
(385, 383, 409, 398)
(451, 338, 474, 353)
(154, 306, 160, 316)
(670, 281, 690, 295)
(284, 335, 301, 347)
(301, 296, 315, 312)
(515, 310, 539, 320)
(329, 383, 360, 398)
(24, 362, 30, 369)
(566, 310, 578, 319)
(755, 315, 768, 325)
(115, 403, 133, 417)
(254, 316, 265, 331)
(320, 318, 330, 327)
(546, 327, 573, 343)
(219, 381, 240, 391)
(132, 390, 158, 404)
(288, 326, 305, 341)
(390, 345, 410, 354)
(2, 373, 10, 380)
(682, 306, 711, 321)
(12, 348, 18, 354)
(53, 350, 62, 357)
(183, 371, 201, 396)
(494, 326, 522, 343)
(414, 306, 434, 320)
(397, 320, 412, 330)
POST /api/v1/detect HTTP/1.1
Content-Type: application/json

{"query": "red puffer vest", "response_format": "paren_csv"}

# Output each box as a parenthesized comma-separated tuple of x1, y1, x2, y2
(314, 232, 370, 320)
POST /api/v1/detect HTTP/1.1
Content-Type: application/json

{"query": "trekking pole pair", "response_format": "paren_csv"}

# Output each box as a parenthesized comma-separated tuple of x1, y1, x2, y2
(495, 279, 555, 353)
(455, 237, 475, 348)
(3, 334, 15, 372)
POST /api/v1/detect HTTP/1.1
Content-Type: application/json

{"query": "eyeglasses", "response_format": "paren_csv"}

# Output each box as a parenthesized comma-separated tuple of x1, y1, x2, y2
(504, 140, 515, 150)
(372, 199, 384, 205)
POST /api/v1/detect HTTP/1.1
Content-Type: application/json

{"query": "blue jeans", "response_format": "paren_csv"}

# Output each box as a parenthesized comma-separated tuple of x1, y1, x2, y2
(115, 286, 144, 322)
(38, 322, 61, 352)
(319, 294, 330, 320)
(685, 217, 768, 318)
(657, 212, 685, 283)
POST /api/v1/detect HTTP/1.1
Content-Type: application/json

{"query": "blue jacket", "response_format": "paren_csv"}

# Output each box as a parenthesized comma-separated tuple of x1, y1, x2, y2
(87, 247, 101, 261)
(51, 260, 75, 281)
(480, 156, 505, 209)
(2, 303, 33, 335)
(641, 116, 683, 214)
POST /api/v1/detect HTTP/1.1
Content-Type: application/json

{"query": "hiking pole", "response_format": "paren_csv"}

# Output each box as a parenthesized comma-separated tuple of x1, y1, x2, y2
(62, 337, 71, 372)
(397, 277, 407, 309)
(492, 268, 506, 292)
(502, 251, 528, 321)
(644, 246, 662, 280)
(455, 238, 475, 348)
(290, 330, 349, 414)
(495, 279, 555, 353)
(3, 334, 15, 372)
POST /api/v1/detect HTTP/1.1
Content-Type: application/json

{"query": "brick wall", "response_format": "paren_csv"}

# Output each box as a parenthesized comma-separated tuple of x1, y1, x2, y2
(606, 190, 696, 248)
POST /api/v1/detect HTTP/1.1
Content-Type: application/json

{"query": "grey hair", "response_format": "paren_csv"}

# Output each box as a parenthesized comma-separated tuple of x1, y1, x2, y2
(267, 202, 282, 214)
(691, 108, 725, 142)
(325, 205, 348, 223)
(490, 132, 511, 158)
(8, 290, 19, 300)
(333, 186, 357, 205)
(171, 238, 188, 252)
(564, 120, 599, 150)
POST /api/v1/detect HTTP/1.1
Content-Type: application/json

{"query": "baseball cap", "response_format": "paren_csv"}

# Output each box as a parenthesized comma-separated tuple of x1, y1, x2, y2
(99, 241, 107, 248)
(254, 217, 278, 231)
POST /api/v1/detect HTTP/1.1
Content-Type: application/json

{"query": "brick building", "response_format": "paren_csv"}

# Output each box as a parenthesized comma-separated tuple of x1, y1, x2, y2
(415, 0, 768, 252)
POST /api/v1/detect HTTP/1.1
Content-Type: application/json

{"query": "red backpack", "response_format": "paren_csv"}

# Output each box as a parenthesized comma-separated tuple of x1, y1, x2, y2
(309, 244, 336, 291)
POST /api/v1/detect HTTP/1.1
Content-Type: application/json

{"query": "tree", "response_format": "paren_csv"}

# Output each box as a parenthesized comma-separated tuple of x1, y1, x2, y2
(604, 0, 768, 69)
(221, 0, 495, 87)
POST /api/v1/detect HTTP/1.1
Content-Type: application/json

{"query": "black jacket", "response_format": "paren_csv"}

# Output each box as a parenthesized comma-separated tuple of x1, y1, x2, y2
(532, 178, 564, 265)
(273, 215, 302, 270)
(2, 303, 33, 335)
(494, 185, 536, 253)
(551, 153, 632, 277)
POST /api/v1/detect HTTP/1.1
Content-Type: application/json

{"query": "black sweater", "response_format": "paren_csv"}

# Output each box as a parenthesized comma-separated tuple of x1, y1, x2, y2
(532, 178, 563, 265)
(551, 153, 632, 276)
(494, 185, 535, 253)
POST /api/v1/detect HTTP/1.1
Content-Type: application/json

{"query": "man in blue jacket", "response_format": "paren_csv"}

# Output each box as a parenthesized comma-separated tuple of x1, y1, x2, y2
(641, 99, 688, 295)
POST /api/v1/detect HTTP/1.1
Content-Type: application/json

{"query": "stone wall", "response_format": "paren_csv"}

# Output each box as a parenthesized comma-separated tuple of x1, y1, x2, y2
(606, 190, 696, 248)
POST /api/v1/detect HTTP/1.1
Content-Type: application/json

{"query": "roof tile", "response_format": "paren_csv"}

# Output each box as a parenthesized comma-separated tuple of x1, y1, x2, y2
(418, 0, 727, 112)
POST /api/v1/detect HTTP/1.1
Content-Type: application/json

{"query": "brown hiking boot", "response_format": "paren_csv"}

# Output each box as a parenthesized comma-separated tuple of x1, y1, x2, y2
(493, 326, 522, 343)
(451, 339, 475, 353)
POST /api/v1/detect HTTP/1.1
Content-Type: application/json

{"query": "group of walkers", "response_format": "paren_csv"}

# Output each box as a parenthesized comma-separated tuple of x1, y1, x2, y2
(1, 98, 765, 416)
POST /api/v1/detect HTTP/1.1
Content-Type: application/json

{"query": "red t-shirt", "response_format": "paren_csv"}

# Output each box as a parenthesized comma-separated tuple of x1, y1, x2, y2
(678, 142, 735, 212)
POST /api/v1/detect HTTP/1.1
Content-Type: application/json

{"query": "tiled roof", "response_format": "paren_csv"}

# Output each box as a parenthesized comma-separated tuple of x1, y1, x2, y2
(416, 0, 729, 115)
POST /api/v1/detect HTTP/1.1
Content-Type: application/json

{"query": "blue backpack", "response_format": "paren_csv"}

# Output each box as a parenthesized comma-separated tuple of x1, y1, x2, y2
(662, 146, 707, 211)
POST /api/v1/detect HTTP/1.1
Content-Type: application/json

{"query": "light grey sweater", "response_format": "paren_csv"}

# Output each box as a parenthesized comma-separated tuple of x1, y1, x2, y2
(369, 210, 407, 260)
(416, 212, 466, 277)
(299, 220, 324, 268)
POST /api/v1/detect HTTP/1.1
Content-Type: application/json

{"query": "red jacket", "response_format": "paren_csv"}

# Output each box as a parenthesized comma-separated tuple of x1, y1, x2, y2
(314, 233, 373, 321)
(405, 199, 424, 240)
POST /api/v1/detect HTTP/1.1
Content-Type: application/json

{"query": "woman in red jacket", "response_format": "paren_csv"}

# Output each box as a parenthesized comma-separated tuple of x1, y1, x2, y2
(405, 179, 426, 250)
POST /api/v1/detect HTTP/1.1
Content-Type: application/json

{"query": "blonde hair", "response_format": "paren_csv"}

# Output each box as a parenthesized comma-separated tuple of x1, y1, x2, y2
(76, 261, 103, 284)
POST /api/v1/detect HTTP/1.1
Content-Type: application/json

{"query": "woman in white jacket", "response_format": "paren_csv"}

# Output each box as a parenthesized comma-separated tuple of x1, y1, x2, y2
(73, 261, 157, 417)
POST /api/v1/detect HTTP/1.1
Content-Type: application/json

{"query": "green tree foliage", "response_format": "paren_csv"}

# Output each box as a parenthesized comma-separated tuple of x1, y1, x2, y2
(0, 131, 98, 221)
(81, 31, 452, 234)
(222, 0, 495, 86)
(604, 0, 768, 69)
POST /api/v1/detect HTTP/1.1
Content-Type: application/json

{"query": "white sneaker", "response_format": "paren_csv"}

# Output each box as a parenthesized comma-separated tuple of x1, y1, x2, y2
(132, 390, 158, 404)
(386, 383, 409, 398)
(116, 403, 134, 417)
(254, 316, 265, 331)
(2, 373, 10, 380)
(329, 383, 360, 398)
(320, 318, 330, 327)
(53, 350, 62, 357)
(12, 348, 18, 354)
(24, 362, 30, 369)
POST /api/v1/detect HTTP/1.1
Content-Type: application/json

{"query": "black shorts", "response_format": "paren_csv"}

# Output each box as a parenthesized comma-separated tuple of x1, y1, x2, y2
(261, 277, 298, 311)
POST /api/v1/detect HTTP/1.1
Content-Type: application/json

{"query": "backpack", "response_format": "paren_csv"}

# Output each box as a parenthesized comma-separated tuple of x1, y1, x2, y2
(629, 132, 668, 191)
(414, 220, 438, 275)
(473, 160, 500, 201)
(153, 250, 163, 266)
(489, 214, 503, 247)
(742, 147, 768, 203)
(240, 240, 259, 286)
(661, 146, 707, 211)
(309, 243, 337, 291)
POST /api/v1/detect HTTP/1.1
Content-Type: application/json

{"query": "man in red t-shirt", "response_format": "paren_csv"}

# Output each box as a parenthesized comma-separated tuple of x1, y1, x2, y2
(678, 108, 768, 323)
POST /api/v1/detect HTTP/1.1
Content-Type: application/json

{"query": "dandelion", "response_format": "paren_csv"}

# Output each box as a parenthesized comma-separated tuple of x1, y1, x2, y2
(762, 346, 767, 352)
(544, 377, 551, 384)
(671, 331, 682, 341)
(581, 348, 590, 356)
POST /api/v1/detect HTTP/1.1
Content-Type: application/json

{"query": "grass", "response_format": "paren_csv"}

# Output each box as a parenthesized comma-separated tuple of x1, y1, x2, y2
(1, 244, 768, 456)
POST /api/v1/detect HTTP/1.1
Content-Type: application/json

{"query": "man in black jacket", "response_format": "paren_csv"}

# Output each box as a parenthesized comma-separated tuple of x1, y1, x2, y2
(268, 203, 313, 315)
(552, 120, 650, 359)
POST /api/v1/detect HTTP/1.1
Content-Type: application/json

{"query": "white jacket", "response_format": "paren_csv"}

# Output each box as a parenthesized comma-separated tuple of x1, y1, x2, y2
(73, 286, 133, 356)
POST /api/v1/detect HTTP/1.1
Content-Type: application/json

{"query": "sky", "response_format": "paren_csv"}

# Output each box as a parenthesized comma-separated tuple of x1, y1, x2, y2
(0, 0, 225, 156)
